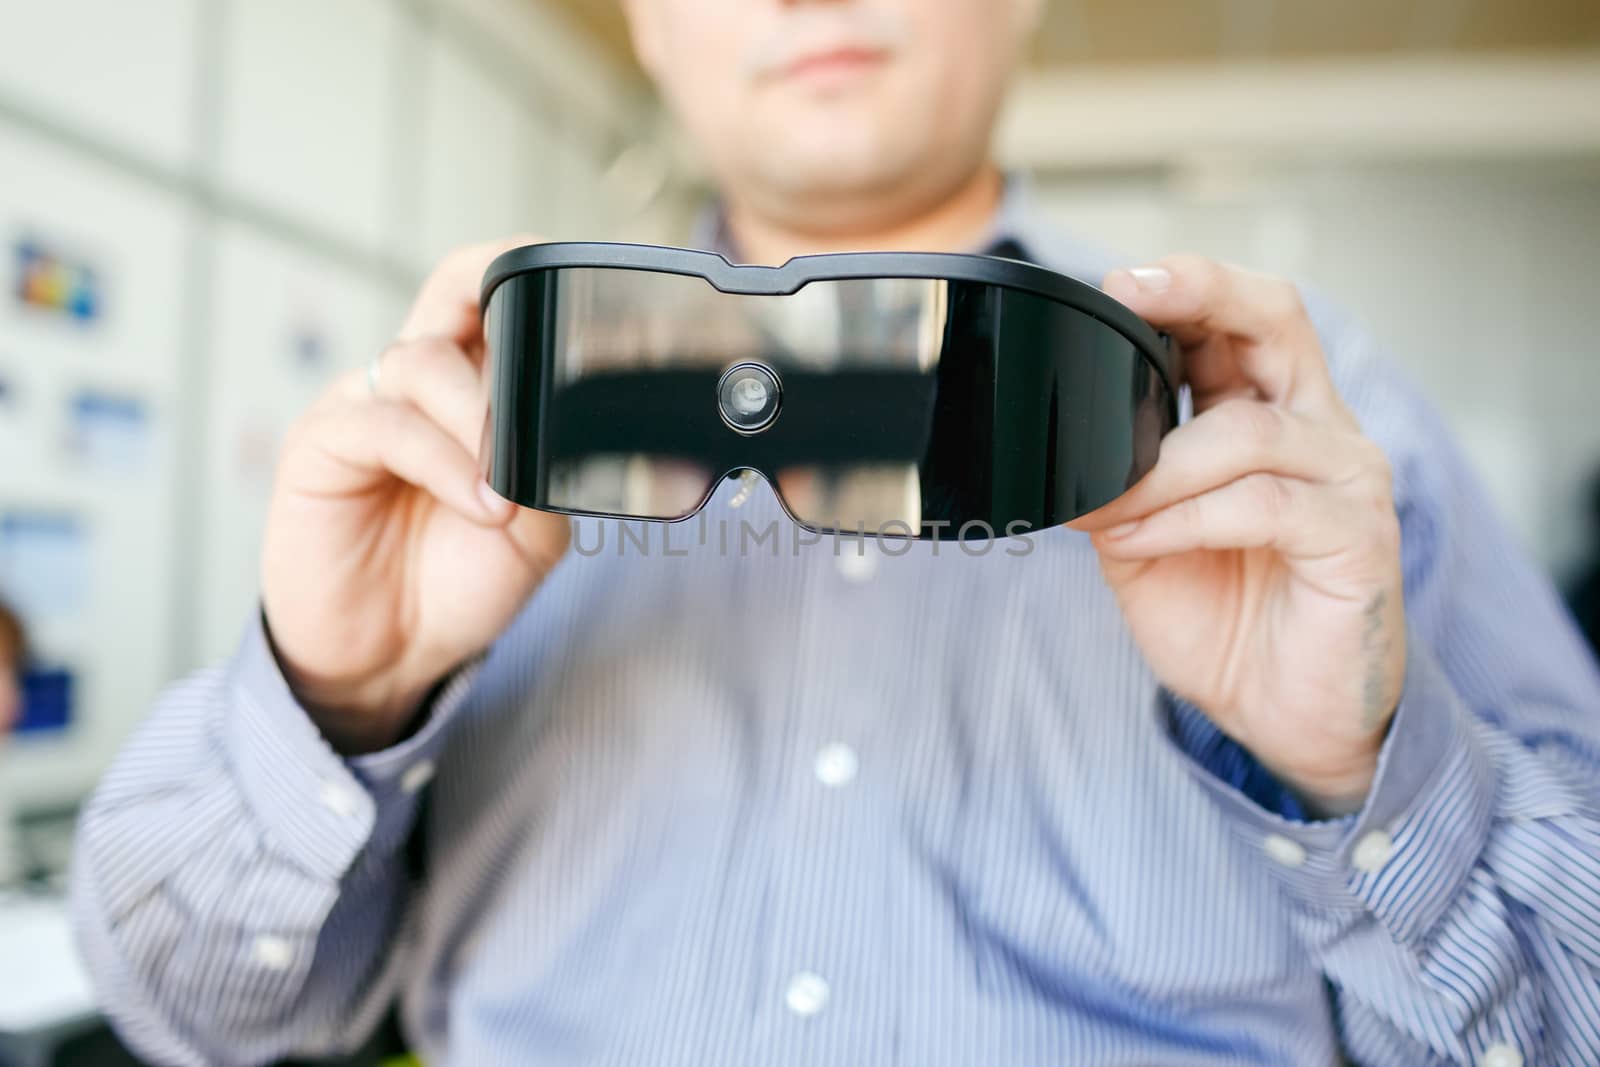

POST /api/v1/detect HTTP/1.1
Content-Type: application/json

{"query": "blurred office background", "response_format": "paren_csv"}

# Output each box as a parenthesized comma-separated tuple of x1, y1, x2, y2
(0, 0, 1598, 891)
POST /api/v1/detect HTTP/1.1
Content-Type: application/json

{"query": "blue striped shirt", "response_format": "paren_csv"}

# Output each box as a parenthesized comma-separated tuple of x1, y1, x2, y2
(71, 195, 1600, 1066)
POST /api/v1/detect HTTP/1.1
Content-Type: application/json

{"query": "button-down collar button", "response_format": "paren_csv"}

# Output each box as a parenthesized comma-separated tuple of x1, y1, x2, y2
(400, 760, 436, 795)
(1262, 833, 1307, 869)
(253, 935, 294, 971)
(1351, 829, 1395, 873)
(318, 780, 360, 818)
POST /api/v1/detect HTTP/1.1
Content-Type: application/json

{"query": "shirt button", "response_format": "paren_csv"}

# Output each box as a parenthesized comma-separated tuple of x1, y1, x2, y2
(784, 971, 830, 1018)
(1351, 829, 1395, 873)
(400, 759, 436, 795)
(1479, 1043, 1523, 1067)
(1262, 833, 1306, 869)
(318, 780, 360, 818)
(252, 935, 294, 971)
(813, 743, 859, 788)
(835, 546, 878, 583)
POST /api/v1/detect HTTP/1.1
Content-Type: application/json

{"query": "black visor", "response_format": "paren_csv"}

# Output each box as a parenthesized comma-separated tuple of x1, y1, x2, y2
(480, 243, 1181, 541)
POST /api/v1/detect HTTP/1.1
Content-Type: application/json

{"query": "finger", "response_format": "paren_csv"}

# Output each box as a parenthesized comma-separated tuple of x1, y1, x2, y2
(359, 337, 487, 455)
(296, 398, 513, 527)
(1171, 333, 1260, 411)
(1088, 472, 1387, 566)
(1104, 253, 1317, 349)
(502, 506, 573, 578)
(1069, 399, 1384, 531)
(1103, 254, 1336, 411)
(397, 234, 544, 347)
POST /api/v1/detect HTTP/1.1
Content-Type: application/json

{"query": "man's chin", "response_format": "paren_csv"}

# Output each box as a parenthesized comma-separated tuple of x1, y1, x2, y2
(745, 130, 911, 195)
(752, 155, 907, 210)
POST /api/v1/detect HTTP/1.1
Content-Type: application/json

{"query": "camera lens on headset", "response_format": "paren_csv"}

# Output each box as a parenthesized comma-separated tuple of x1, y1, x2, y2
(717, 362, 782, 434)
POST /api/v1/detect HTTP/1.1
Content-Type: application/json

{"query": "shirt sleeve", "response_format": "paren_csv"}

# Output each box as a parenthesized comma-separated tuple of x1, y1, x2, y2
(1162, 299, 1600, 1067)
(70, 614, 480, 1067)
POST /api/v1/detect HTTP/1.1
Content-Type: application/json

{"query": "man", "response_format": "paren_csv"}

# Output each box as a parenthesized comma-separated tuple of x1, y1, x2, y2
(72, 1, 1600, 1064)
(0, 601, 21, 735)
(0, 601, 21, 885)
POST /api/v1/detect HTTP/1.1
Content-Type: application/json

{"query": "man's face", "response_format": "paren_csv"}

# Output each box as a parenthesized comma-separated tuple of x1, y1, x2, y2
(624, 0, 1039, 228)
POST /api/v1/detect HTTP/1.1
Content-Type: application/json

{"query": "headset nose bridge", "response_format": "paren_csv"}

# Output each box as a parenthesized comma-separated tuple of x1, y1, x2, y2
(726, 468, 763, 508)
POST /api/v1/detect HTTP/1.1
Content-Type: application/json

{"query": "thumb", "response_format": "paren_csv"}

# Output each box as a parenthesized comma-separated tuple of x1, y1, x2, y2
(1087, 533, 1154, 591)
(504, 507, 573, 581)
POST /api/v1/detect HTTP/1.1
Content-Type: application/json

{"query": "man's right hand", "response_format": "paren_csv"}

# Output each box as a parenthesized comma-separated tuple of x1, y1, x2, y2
(260, 238, 571, 754)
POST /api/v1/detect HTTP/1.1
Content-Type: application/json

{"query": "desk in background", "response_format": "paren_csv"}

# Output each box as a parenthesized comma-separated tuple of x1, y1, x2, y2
(0, 892, 138, 1067)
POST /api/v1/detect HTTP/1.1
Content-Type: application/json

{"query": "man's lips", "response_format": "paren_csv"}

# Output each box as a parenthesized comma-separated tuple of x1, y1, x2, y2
(779, 46, 890, 83)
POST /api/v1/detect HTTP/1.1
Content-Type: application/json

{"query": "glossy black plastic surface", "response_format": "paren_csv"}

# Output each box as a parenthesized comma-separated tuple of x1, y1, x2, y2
(481, 243, 1180, 540)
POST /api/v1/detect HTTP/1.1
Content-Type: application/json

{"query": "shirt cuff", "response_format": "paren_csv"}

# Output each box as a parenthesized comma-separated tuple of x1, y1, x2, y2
(224, 613, 483, 880)
(1162, 637, 1498, 945)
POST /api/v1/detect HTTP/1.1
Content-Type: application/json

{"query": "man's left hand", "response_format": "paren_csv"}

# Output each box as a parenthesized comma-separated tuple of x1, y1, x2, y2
(1070, 254, 1406, 817)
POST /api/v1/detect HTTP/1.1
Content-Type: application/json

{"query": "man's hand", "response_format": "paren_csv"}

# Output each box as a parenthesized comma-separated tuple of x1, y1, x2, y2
(260, 237, 571, 754)
(1070, 255, 1406, 816)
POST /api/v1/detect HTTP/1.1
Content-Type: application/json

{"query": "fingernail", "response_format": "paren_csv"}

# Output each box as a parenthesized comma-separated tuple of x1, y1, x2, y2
(478, 479, 509, 515)
(1104, 520, 1142, 539)
(1127, 267, 1172, 293)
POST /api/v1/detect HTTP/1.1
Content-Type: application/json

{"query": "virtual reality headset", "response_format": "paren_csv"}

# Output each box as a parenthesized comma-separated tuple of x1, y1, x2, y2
(479, 242, 1182, 541)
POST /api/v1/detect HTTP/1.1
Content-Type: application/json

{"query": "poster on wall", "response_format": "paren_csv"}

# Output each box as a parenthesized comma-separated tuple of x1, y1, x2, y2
(0, 509, 85, 734)
(63, 389, 150, 476)
(11, 235, 105, 326)
(0, 511, 89, 627)
(16, 665, 75, 735)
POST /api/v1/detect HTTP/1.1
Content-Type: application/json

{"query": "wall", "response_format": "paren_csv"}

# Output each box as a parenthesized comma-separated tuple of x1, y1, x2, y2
(0, 0, 648, 812)
(1029, 156, 1600, 581)
(5, 4, 1596, 817)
